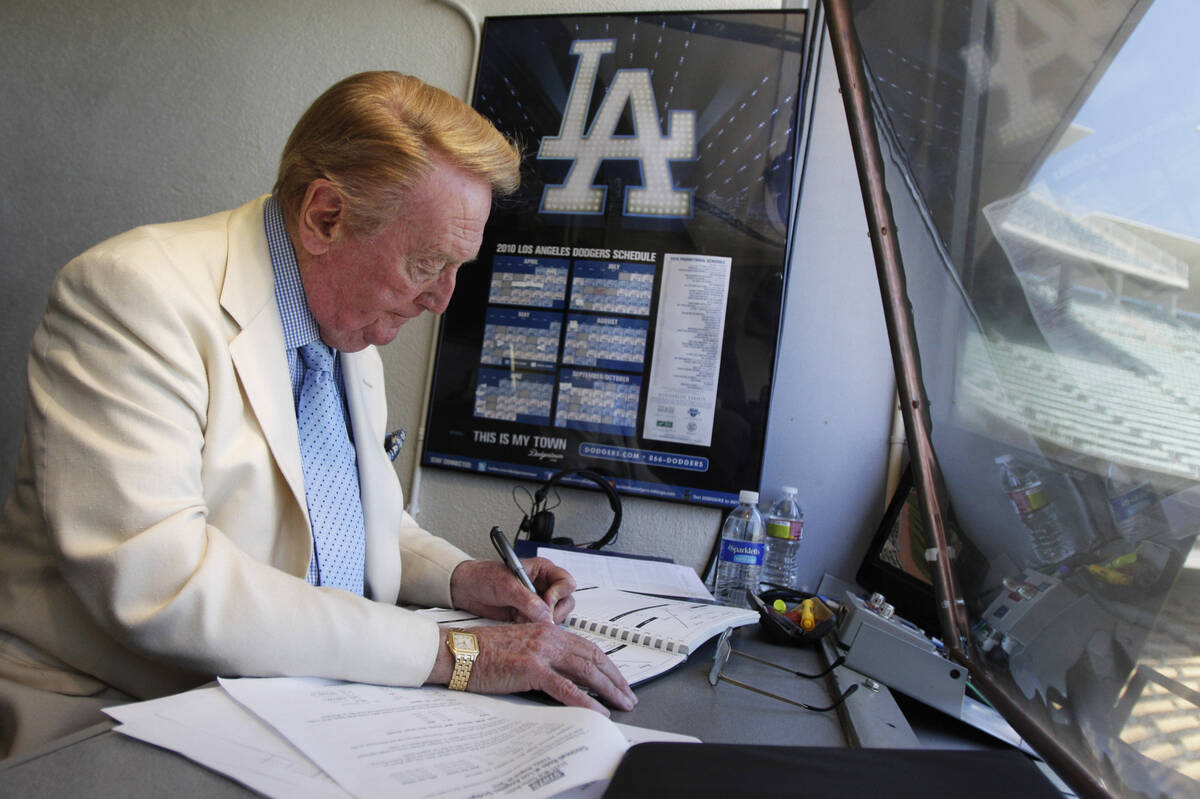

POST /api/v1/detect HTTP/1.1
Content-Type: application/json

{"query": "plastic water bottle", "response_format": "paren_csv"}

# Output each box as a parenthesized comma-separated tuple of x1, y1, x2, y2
(760, 486, 804, 591)
(1104, 462, 1167, 544)
(995, 454, 1074, 566)
(713, 490, 765, 609)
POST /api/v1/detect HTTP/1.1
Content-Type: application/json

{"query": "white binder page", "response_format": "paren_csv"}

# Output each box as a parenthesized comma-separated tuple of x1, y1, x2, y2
(539, 546, 713, 600)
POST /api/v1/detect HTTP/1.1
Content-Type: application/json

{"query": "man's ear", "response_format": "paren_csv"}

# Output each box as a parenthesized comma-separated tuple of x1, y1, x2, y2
(296, 179, 345, 256)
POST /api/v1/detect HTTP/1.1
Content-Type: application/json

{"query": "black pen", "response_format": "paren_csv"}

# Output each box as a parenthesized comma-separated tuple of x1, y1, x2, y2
(490, 526, 538, 594)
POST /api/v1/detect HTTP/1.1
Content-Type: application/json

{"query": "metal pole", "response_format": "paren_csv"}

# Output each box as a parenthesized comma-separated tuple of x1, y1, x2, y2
(820, 0, 969, 657)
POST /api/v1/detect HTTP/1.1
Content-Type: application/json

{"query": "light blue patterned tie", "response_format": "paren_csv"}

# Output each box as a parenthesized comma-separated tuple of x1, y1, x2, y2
(297, 341, 365, 594)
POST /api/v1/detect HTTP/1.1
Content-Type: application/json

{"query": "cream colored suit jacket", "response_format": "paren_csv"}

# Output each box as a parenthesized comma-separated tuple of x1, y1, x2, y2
(0, 196, 469, 750)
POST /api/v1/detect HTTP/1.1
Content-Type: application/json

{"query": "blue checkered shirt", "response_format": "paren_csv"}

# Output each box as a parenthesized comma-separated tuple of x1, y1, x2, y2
(263, 197, 349, 420)
(263, 196, 358, 586)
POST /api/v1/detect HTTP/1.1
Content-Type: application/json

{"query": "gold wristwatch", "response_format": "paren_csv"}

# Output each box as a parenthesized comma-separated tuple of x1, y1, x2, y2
(446, 629, 479, 691)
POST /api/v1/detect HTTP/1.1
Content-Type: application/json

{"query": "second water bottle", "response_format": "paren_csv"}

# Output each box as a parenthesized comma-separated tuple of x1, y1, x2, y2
(760, 486, 804, 591)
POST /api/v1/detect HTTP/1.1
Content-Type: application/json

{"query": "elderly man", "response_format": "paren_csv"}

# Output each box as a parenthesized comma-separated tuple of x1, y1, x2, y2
(0, 71, 635, 757)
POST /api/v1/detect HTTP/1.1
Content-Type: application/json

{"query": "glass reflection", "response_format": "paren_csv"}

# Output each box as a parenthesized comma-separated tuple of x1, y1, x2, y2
(851, 0, 1200, 795)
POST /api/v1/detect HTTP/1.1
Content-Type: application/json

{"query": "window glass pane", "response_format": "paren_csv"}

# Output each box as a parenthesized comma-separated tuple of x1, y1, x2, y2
(851, 1, 1200, 795)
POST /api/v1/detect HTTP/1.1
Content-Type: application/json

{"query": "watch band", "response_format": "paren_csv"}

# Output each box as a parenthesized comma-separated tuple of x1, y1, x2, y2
(449, 653, 473, 691)
(446, 629, 478, 691)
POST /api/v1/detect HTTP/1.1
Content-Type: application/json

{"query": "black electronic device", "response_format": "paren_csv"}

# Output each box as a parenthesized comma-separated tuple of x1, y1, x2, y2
(517, 469, 622, 550)
(856, 467, 985, 636)
(603, 742, 1063, 799)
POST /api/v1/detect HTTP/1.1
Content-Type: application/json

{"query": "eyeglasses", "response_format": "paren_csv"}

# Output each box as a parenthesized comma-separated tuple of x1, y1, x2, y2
(708, 628, 858, 712)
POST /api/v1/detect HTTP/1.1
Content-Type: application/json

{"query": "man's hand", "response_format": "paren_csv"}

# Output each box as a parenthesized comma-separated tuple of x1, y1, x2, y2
(449, 558, 577, 624)
(453, 622, 636, 715)
(433, 559, 638, 715)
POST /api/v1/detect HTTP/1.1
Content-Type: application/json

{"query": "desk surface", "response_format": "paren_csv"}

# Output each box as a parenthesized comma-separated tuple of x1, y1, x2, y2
(0, 625, 918, 798)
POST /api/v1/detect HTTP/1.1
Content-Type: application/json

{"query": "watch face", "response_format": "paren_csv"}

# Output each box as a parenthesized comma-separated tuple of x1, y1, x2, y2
(451, 631, 478, 654)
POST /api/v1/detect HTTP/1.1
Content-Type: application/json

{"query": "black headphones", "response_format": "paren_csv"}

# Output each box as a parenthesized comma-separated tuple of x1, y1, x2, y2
(517, 469, 623, 549)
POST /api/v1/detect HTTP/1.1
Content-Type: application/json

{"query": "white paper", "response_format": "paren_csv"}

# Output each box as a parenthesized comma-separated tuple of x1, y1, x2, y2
(539, 546, 713, 600)
(569, 625, 689, 684)
(613, 722, 700, 746)
(105, 686, 353, 799)
(106, 685, 700, 799)
(642, 252, 732, 446)
(220, 676, 629, 799)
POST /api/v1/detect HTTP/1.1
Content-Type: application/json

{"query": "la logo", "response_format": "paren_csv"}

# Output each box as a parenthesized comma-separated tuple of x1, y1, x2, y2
(538, 39, 695, 218)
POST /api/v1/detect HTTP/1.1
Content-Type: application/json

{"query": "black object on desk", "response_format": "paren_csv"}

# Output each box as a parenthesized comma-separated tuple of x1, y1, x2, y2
(749, 588, 837, 646)
(603, 742, 1062, 799)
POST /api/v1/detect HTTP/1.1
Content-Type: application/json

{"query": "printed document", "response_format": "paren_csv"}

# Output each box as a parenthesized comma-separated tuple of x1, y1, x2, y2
(642, 252, 731, 447)
(106, 683, 699, 799)
(219, 677, 627, 799)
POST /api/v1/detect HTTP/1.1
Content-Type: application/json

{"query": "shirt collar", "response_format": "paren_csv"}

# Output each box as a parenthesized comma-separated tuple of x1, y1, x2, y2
(264, 195, 322, 350)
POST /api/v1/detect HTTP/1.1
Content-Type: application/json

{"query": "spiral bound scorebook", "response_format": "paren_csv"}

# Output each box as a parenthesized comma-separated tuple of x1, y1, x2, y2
(562, 587, 758, 684)
(422, 586, 758, 686)
(567, 616, 690, 654)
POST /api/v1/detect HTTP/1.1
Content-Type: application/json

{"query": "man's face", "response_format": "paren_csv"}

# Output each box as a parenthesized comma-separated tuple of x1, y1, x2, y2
(299, 157, 493, 352)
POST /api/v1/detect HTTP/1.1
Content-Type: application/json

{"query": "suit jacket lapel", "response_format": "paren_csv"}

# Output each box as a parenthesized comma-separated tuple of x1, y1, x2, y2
(342, 349, 403, 602)
(221, 196, 310, 524)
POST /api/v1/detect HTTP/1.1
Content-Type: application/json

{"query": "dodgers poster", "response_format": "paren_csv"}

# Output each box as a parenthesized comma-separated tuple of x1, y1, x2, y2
(422, 12, 809, 508)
